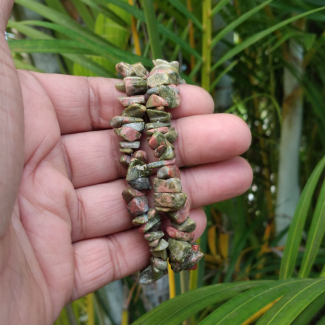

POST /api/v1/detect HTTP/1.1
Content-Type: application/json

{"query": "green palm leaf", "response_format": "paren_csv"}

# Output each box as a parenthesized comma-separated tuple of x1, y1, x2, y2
(211, 6, 325, 71)
(131, 281, 271, 325)
(198, 279, 312, 325)
(280, 155, 325, 279)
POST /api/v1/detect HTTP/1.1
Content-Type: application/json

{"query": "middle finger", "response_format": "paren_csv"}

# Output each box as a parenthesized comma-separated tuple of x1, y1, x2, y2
(61, 113, 251, 188)
(71, 157, 252, 242)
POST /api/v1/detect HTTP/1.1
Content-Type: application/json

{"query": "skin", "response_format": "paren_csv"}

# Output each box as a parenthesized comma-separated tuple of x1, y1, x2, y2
(0, 1, 252, 324)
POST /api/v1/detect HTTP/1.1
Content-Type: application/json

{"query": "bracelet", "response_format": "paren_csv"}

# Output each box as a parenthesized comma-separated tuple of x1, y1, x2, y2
(110, 59, 203, 284)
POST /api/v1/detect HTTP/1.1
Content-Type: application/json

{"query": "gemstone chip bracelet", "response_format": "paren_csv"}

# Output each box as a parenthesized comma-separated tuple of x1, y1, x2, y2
(109, 59, 203, 284)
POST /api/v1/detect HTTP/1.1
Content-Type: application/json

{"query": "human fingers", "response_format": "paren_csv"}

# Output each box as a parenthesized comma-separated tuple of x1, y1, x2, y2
(61, 114, 251, 188)
(0, 0, 14, 31)
(71, 157, 252, 242)
(0, 33, 24, 234)
(29, 73, 214, 134)
(71, 208, 206, 300)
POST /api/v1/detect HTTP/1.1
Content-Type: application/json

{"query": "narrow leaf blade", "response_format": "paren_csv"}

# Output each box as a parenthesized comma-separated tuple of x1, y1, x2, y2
(132, 281, 272, 325)
(280, 155, 325, 279)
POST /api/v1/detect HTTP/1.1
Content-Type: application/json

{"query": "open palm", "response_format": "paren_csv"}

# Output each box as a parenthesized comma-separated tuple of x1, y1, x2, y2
(0, 26, 252, 325)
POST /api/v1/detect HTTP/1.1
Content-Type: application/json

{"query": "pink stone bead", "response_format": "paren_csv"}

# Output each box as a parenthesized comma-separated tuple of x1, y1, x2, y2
(127, 196, 149, 216)
(166, 226, 194, 242)
(146, 94, 169, 108)
(166, 199, 191, 224)
(114, 127, 141, 142)
(133, 150, 148, 162)
(118, 95, 145, 107)
(157, 165, 181, 179)
(147, 127, 170, 135)
(122, 187, 146, 203)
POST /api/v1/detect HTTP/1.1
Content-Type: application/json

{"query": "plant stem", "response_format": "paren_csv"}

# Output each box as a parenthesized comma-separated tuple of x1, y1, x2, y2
(87, 293, 95, 325)
(186, 0, 196, 71)
(128, 0, 142, 56)
(180, 271, 190, 325)
(141, 0, 162, 59)
(275, 18, 305, 245)
(168, 262, 176, 299)
(201, 0, 211, 91)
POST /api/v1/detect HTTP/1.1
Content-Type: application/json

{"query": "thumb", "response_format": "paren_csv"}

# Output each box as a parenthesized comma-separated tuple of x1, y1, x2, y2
(0, 0, 14, 32)
(0, 0, 24, 236)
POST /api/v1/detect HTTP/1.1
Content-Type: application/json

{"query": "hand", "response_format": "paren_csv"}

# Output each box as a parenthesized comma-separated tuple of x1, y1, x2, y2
(0, 8, 252, 325)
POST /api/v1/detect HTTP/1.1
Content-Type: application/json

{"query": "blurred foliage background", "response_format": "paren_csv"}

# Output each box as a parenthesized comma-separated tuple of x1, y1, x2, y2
(6, 0, 325, 324)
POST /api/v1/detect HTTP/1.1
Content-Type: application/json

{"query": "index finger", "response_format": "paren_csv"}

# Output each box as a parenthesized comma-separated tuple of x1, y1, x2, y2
(30, 73, 215, 135)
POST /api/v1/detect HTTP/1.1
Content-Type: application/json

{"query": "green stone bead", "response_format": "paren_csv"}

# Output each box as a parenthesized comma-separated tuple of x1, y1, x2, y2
(115, 82, 126, 92)
(150, 221, 161, 232)
(118, 95, 145, 107)
(170, 262, 182, 273)
(147, 109, 172, 123)
(148, 239, 160, 247)
(122, 122, 145, 132)
(147, 87, 160, 95)
(132, 214, 148, 225)
(142, 215, 161, 232)
(128, 177, 151, 191)
(159, 85, 181, 108)
(171, 217, 196, 232)
(155, 206, 179, 212)
(147, 73, 172, 88)
(167, 238, 192, 263)
(121, 103, 146, 117)
(153, 238, 169, 251)
(120, 148, 133, 154)
(147, 159, 175, 169)
(165, 131, 178, 143)
(181, 250, 204, 270)
(153, 59, 179, 71)
(154, 192, 187, 210)
(147, 208, 160, 220)
(159, 145, 175, 161)
(152, 265, 167, 281)
(150, 248, 168, 260)
(146, 126, 172, 136)
(124, 76, 147, 96)
(139, 265, 155, 284)
(148, 131, 167, 150)
(132, 62, 148, 78)
(145, 122, 171, 130)
(150, 256, 168, 271)
(110, 116, 144, 128)
(119, 141, 140, 149)
(122, 187, 145, 203)
(119, 155, 131, 168)
(126, 159, 152, 181)
(116, 62, 135, 78)
(144, 231, 164, 241)
(153, 178, 182, 193)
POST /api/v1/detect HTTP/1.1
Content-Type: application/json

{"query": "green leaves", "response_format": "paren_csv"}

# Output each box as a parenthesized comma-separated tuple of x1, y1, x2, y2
(258, 278, 325, 325)
(8, 39, 93, 54)
(132, 281, 271, 325)
(199, 279, 311, 325)
(211, 0, 232, 17)
(142, 0, 162, 59)
(132, 278, 325, 325)
(280, 156, 325, 279)
(166, 0, 203, 31)
(212, 6, 325, 71)
(211, 0, 273, 49)
(299, 176, 325, 278)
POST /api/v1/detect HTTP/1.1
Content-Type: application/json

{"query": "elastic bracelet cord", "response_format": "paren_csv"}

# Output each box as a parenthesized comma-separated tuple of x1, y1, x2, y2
(109, 60, 203, 284)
